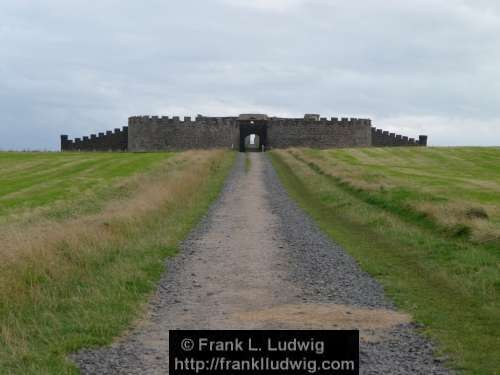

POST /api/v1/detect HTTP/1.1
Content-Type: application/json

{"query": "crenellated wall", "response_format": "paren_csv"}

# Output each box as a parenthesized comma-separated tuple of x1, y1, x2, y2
(128, 116, 239, 151)
(371, 127, 427, 147)
(61, 114, 428, 152)
(267, 117, 372, 149)
(61, 127, 128, 151)
(127, 116, 373, 151)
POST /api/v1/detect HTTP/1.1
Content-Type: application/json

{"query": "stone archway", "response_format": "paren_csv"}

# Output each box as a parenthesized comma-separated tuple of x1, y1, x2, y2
(238, 115, 268, 152)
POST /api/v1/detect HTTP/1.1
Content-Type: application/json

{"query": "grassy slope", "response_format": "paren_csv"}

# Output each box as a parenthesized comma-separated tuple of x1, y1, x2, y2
(301, 147, 500, 243)
(0, 151, 235, 374)
(270, 147, 499, 375)
(0, 152, 170, 218)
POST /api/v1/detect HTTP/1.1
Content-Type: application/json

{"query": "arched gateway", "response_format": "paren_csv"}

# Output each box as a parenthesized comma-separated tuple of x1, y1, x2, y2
(238, 114, 268, 152)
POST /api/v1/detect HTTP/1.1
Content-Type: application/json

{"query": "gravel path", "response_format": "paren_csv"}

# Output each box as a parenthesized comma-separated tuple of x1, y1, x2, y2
(73, 153, 451, 374)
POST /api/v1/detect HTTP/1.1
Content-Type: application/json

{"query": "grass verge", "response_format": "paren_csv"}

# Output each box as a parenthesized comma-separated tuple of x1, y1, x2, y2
(270, 148, 499, 375)
(0, 150, 235, 374)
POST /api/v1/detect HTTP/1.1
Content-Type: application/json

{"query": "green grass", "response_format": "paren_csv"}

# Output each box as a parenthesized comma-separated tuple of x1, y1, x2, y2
(0, 152, 171, 218)
(0, 150, 235, 374)
(300, 147, 500, 243)
(270, 147, 500, 375)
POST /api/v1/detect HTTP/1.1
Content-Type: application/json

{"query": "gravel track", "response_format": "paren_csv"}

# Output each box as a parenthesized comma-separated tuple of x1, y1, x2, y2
(73, 153, 451, 374)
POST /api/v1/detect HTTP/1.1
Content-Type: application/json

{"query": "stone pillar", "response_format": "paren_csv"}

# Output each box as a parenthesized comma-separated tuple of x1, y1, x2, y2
(419, 135, 428, 146)
(60, 135, 69, 151)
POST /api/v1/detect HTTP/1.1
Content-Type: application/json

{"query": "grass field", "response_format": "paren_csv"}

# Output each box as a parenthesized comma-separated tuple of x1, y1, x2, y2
(0, 151, 235, 374)
(0, 152, 171, 219)
(270, 147, 500, 375)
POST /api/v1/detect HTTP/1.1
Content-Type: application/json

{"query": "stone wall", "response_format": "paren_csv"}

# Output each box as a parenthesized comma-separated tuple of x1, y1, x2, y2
(60, 114, 428, 152)
(371, 127, 427, 147)
(128, 116, 239, 152)
(267, 117, 372, 149)
(128, 115, 373, 151)
(61, 127, 128, 151)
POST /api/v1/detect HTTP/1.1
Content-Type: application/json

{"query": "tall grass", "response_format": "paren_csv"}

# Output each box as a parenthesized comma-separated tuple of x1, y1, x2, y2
(0, 150, 235, 374)
(295, 147, 500, 244)
(270, 148, 499, 375)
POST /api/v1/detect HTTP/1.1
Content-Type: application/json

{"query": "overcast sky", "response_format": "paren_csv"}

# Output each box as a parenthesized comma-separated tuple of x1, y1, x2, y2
(1, 0, 499, 149)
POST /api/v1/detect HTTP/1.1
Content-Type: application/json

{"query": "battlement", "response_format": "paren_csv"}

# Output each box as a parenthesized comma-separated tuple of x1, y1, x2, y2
(268, 117, 372, 126)
(128, 115, 372, 127)
(371, 127, 427, 147)
(128, 115, 238, 126)
(61, 113, 428, 152)
(61, 126, 128, 151)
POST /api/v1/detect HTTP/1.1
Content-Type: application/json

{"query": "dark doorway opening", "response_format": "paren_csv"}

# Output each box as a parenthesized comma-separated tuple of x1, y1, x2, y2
(239, 120, 268, 152)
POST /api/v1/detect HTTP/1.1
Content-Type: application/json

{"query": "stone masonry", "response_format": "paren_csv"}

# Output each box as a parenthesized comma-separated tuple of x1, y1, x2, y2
(61, 114, 427, 152)
(61, 127, 128, 152)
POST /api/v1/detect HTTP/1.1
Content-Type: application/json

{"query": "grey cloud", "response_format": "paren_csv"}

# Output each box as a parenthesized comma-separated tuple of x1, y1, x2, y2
(0, 0, 499, 149)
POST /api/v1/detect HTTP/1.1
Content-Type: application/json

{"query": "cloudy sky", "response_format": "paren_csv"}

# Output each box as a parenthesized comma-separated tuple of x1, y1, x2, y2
(1, 0, 499, 149)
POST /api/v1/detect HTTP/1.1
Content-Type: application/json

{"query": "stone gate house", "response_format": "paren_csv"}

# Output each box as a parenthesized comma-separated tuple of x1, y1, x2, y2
(61, 114, 427, 152)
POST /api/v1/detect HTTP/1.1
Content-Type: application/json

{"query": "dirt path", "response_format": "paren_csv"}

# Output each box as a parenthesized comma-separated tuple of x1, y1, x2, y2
(74, 153, 450, 374)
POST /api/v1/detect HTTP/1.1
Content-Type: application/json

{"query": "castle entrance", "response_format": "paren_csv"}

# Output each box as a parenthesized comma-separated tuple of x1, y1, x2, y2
(239, 115, 268, 152)
(244, 134, 261, 151)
